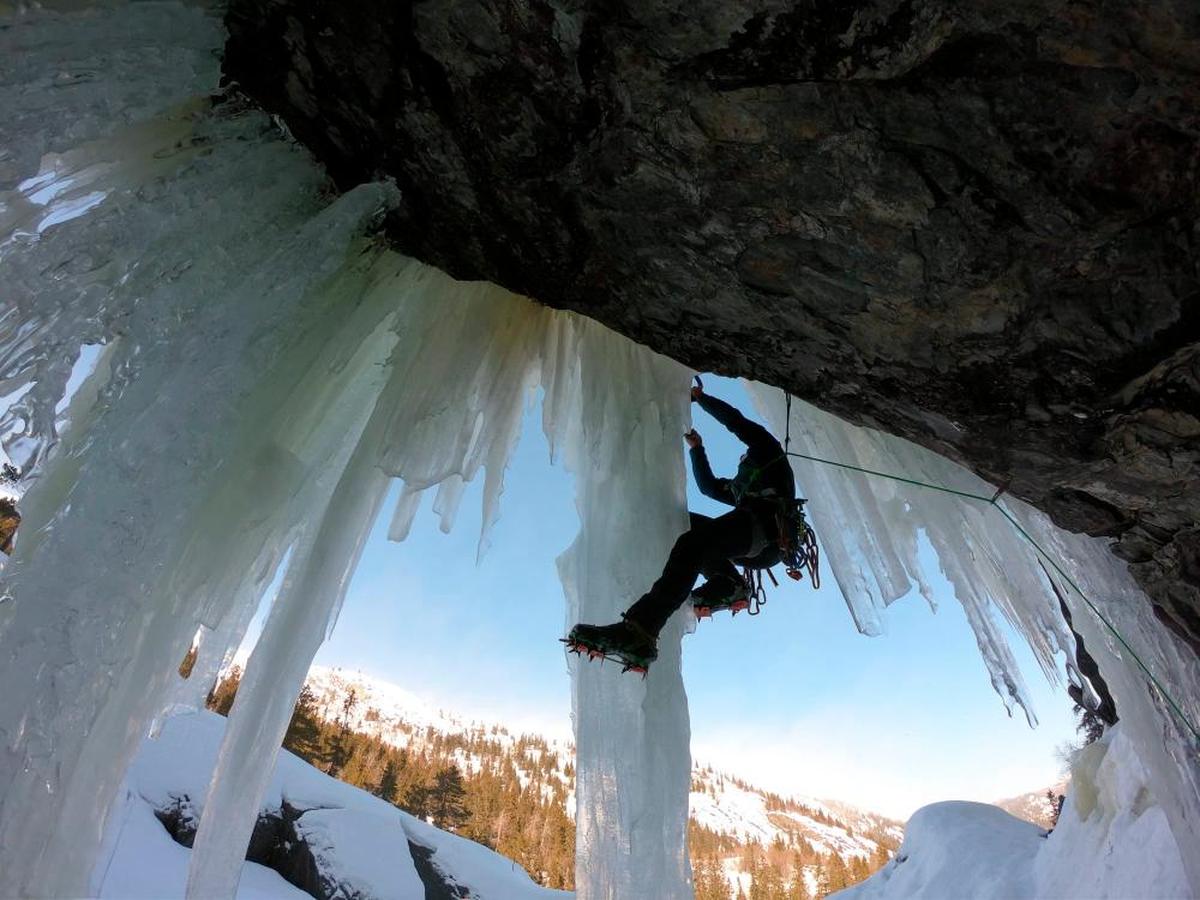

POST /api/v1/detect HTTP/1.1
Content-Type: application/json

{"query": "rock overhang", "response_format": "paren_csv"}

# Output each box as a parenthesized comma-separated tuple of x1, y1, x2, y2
(221, 0, 1200, 651)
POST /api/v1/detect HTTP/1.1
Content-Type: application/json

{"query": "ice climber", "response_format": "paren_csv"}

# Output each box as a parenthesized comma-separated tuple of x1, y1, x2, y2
(564, 380, 818, 674)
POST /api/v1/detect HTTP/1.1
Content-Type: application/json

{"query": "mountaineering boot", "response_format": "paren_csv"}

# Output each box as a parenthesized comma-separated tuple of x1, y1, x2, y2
(690, 575, 750, 619)
(562, 614, 658, 675)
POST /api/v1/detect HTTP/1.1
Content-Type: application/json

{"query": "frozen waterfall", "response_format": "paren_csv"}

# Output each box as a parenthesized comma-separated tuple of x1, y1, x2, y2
(2, 3, 1199, 899)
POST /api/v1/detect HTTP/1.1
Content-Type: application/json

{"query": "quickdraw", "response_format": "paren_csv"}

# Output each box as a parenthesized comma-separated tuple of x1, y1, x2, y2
(740, 564, 777, 615)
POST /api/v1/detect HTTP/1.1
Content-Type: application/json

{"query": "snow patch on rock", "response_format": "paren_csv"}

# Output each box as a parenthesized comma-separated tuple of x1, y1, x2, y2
(94, 710, 566, 899)
(839, 727, 1188, 899)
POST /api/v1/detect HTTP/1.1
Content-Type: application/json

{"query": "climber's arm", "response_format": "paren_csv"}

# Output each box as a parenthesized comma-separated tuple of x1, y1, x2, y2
(686, 432, 735, 506)
(693, 390, 777, 452)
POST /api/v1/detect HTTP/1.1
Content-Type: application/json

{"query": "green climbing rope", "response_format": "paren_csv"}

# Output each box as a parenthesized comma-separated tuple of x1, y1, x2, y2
(780, 419, 1200, 746)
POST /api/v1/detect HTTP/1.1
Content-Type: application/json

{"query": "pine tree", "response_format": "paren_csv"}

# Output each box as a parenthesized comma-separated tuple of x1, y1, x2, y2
(429, 763, 468, 831)
(400, 776, 431, 821)
(786, 863, 812, 900)
(376, 758, 401, 804)
(206, 666, 242, 716)
(326, 688, 360, 777)
(283, 684, 324, 762)
(818, 853, 849, 896)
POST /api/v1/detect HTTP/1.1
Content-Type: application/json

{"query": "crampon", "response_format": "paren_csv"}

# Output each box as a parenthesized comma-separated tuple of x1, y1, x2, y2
(690, 577, 752, 621)
(691, 595, 752, 620)
(560, 622, 656, 676)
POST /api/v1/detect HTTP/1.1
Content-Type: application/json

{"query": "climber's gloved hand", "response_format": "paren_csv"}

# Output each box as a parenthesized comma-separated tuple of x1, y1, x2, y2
(691, 375, 704, 402)
(684, 429, 702, 449)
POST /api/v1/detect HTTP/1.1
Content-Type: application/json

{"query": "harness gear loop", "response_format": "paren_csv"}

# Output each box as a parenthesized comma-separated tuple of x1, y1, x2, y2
(775, 497, 820, 589)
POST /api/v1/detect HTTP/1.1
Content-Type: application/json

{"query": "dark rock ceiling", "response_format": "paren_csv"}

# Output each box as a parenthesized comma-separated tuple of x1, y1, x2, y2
(222, 0, 1199, 654)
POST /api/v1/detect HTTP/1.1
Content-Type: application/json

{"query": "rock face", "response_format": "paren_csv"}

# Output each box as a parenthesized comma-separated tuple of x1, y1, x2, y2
(222, 0, 1199, 650)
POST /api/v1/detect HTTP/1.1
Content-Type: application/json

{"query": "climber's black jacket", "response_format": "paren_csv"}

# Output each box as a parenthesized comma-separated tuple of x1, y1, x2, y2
(689, 393, 794, 508)
(624, 393, 795, 634)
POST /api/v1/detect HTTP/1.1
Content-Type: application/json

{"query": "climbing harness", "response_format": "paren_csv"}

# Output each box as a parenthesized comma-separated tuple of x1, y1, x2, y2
(776, 387, 1200, 746)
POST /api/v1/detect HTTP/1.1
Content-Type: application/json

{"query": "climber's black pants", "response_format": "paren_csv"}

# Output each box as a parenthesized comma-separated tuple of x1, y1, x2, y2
(625, 510, 756, 635)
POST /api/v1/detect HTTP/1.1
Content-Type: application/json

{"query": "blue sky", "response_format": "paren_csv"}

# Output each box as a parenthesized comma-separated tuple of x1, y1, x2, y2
(312, 376, 1079, 820)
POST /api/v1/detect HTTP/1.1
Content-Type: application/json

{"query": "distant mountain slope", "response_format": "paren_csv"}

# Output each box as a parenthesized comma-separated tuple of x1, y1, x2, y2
(306, 666, 900, 847)
(993, 782, 1069, 829)
(299, 666, 903, 895)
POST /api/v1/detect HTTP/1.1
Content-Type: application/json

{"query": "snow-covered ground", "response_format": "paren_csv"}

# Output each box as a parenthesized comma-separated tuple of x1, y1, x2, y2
(838, 727, 1189, 899)
(97, 673, 1188, 900)
(94, 710, 568, 899)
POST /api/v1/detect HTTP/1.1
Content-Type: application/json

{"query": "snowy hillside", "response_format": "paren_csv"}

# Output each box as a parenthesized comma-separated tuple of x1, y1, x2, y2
(96, 709, 567, 899)
(993, 782, 1069, 830)
(306, 666, 900, 856)
(688, 769, 900, 860)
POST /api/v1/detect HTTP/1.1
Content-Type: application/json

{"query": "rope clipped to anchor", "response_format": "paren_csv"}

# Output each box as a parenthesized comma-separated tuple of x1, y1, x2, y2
(776, 387, 1200, 747)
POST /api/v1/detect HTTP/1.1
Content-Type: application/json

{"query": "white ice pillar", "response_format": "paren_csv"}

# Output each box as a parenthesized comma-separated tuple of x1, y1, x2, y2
(550, 318, 694, 899)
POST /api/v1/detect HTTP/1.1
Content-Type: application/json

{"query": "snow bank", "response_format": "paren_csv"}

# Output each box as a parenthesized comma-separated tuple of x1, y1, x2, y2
(839, 727, 1189, 899)
(840, 802, 1044, 899)
(1034, 728, 1189, 900)
(97, 709, 564, 899)
(98, 799, 309, 900)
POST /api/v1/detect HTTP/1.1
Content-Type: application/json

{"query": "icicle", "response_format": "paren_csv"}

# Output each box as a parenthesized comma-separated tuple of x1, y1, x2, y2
(747, 387, 1066, 721)
(186, 367, 396, 899)
(749, 385, 1200, 895)
(548, 319, 694, 899)
(386, 484, 426, 542)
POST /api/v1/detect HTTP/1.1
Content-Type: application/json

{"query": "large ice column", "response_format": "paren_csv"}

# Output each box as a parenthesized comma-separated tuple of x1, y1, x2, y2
(0, 166, 401, 897)
(0, 5, 407, 890)
(169, 266, 695, 896)
(749, 386, 1200, 895)
(549, 319, 694, 899)
(186, 346, 398, 899)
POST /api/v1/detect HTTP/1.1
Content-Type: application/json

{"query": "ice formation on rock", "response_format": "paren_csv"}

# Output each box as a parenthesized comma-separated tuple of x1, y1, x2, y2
(841, 727, 1189, 899)
(2, 2, 1198, 899)
(749, 388, 1200, 893)
(1, 4, 691, 898)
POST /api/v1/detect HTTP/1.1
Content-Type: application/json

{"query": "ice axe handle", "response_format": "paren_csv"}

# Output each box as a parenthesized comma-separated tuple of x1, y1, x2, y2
(693, 375, 704, 391)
